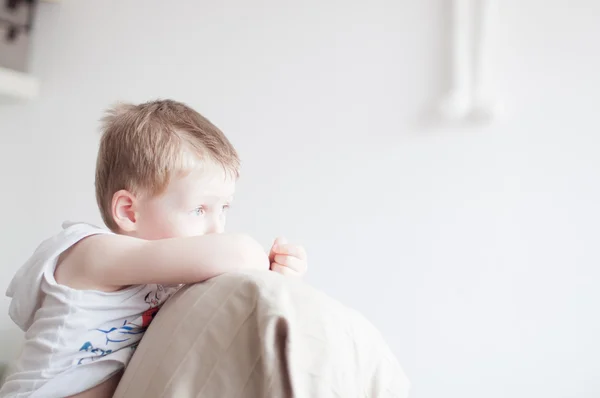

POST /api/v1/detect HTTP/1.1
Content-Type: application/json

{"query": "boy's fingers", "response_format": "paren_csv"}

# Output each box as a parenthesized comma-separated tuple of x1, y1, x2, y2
(269, 237, 288, 262)
(273, 255, 307, 273)
(273, 244, 307, 260)
(268, 245, 276, 263)
(271, 263, 298, 277)
(275, 237, 288, 246)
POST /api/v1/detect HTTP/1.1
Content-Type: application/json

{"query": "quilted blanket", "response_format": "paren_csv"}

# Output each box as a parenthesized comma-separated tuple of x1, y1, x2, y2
(113, 271, 410, 398)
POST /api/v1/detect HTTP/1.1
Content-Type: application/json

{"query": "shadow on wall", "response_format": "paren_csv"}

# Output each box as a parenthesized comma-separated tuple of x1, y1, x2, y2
(0, 327, 23, 384)
(0, 362, 7, 386)
(412, 0, 451, 131)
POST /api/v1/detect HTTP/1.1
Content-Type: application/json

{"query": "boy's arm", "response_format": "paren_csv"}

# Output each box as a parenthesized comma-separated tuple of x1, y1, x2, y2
(56, 233, 270, 290)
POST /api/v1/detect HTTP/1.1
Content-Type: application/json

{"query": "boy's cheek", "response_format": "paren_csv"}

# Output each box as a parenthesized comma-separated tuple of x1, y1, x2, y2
(135, 212, 189, 240)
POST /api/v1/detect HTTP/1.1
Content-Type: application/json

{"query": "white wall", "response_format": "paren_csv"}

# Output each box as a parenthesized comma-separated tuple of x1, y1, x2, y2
(1, 1, 598, 397)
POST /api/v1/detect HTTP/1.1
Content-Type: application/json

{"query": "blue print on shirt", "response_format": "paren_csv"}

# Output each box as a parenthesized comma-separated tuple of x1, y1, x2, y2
(76, 285, 167, 365)
(77, 342, 112, 365)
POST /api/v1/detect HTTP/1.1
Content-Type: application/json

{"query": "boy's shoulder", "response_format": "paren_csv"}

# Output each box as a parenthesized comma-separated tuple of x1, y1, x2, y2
(6, 221, 113, 331)
(54, 223, 125, 292)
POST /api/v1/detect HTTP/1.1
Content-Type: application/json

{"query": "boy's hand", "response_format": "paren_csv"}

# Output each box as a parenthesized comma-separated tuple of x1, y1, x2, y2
(268, 237, 307, 278)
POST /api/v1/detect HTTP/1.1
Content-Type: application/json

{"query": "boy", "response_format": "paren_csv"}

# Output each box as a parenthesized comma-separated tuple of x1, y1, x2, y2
(0, 100, 307, 397)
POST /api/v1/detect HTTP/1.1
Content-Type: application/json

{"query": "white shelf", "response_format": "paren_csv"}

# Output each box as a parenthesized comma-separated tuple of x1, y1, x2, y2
(0, 66, 39, 100)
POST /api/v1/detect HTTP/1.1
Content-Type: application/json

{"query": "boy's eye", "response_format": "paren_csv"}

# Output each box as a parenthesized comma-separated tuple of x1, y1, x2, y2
(191, 207, 205, 216)
(222, 204, 230, 212)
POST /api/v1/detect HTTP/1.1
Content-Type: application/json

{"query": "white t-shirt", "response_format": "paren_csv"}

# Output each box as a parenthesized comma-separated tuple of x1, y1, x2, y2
(0, 222, 180, 397)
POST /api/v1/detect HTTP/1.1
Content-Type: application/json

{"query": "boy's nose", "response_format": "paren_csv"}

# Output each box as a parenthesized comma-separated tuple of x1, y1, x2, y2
(205, 219, 224, 235)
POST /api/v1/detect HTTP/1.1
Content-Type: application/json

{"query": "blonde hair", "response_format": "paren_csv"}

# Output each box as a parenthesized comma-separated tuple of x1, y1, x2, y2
(95, 99, 240, 231)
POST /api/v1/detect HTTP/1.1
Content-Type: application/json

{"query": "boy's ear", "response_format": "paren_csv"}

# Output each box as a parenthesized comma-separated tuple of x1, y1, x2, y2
(111, 190, 138, 233)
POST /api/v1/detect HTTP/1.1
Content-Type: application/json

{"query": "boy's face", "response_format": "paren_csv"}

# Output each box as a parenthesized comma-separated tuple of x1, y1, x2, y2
(132, 162, 236, 240)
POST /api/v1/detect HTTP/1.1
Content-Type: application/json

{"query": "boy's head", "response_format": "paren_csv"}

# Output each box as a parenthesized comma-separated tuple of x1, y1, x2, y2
(95, 99, 239, 240)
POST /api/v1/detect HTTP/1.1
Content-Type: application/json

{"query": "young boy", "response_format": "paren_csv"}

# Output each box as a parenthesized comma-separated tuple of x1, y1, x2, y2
(0, 100, 307, 398)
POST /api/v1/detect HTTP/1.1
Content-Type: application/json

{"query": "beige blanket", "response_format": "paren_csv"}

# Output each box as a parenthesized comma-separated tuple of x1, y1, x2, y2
(113, 271, 410, 398)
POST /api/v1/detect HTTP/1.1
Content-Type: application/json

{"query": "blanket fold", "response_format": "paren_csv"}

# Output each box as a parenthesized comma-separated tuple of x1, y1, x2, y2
(113, 271, 410, 398)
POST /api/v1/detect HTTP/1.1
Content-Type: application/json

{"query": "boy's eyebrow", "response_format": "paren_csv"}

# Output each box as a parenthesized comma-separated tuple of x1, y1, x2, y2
(195, 194, 234, 202)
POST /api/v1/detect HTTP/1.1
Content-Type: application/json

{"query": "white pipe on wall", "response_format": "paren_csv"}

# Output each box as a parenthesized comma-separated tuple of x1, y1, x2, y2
(439, 0, 501, 123)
